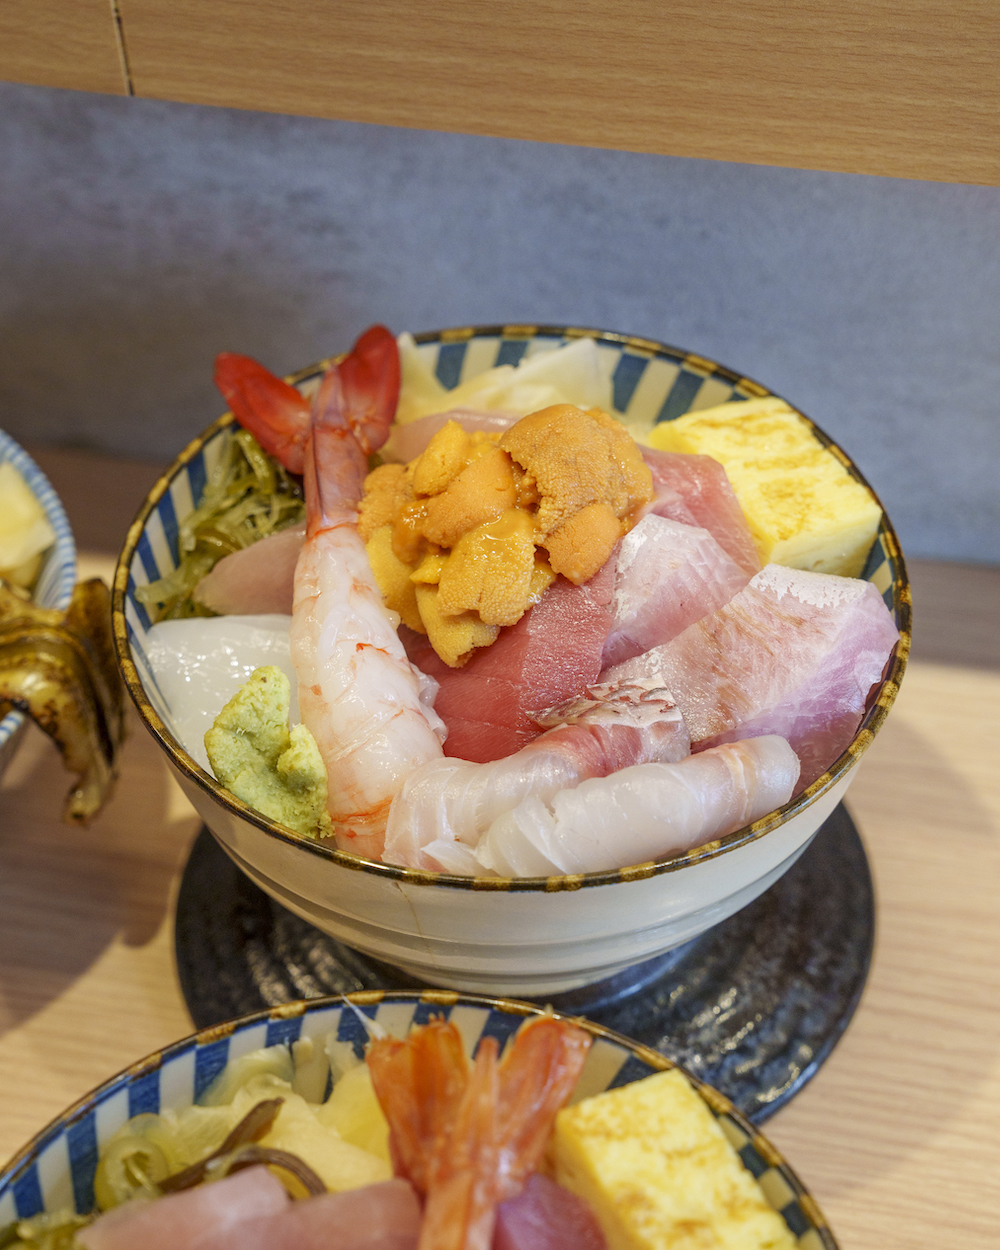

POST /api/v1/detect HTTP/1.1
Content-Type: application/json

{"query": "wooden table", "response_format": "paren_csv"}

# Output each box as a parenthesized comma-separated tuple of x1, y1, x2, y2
(2, 446, 998, 1248)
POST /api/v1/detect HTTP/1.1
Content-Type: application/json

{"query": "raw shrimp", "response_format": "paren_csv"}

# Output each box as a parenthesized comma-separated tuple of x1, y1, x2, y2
(367, 1016, 591, 1250)
(382, 680, 691, 873)
(216, 327, 444, 857)
(475, 734, 801, 876)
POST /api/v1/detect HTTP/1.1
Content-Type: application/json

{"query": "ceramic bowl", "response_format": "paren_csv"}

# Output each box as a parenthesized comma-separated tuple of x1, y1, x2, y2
(0, 430, 77, 779)
(113, 325, 910, 997)
(0, 990, 838, 1248)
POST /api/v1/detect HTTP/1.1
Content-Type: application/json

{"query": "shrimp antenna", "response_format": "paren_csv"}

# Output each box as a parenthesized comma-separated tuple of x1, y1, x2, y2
(340, 995, 388, 1041)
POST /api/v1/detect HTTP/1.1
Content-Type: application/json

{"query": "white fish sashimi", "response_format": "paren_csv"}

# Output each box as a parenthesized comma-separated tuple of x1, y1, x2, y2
(144, 614, 296, 770)
(602, 515, 751, 666)
(382, 681, 690, 872)
(475, 736, 800, 877)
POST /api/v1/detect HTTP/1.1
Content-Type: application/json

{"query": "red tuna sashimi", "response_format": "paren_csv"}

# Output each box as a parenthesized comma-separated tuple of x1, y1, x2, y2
(640, 446, 760, 576)
(77, 1165, 289, 1250)
(602, 515, 750, 667)
(194, 523, 305, 615)
(402, 563, 616, 762)
(493, 1173, 607, 1250)
(605, 563, 899, 789)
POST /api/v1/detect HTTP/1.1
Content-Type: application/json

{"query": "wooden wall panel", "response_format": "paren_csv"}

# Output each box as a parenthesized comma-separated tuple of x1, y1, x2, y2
(115, 0, 1000, 185)
(0, 0, 127, 96)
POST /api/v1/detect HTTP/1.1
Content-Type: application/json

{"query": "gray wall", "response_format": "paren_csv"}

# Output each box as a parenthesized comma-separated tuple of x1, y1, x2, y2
(1, 81, 998, 564)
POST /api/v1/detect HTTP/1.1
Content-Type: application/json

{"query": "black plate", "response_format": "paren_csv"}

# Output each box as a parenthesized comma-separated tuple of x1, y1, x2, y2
(175, 802, 873, 1124)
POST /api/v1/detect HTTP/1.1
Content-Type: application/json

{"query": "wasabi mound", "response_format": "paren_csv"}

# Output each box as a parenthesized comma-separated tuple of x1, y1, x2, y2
(204, 666, 332, 839)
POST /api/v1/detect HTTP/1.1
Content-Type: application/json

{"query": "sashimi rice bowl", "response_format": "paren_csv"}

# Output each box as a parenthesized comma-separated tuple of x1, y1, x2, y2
(113, 324, 909, 996)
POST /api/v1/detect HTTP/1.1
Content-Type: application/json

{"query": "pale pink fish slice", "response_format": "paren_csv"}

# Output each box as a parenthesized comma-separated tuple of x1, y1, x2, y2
(231, 1179, 422, 1250)
(475, 736, 800, 876)
(382, 679, 689, 871)
(602, 515, 751, 667)
(77, 1166, 289, 1250)
(605, 564, 900, 789)
(384, 408, 521, 461)
(640, 446, 761, 576)
(493, 1173, 608, 1250)
(194, 523, 305, 615)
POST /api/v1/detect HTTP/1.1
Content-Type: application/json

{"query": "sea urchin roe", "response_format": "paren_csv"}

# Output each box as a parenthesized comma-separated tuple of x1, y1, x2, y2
(361, 408, 652, 667)
(499, 404, 653, 575)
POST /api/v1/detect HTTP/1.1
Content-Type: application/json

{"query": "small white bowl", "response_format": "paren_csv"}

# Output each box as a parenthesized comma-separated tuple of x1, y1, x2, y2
(113, 325, 909, 997)
(0, 992, 838, 1248)
(0, 431, 76, 779)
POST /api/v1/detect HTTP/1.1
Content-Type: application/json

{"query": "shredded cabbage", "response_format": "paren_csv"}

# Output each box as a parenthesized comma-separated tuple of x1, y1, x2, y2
(136, 429, 304, 622)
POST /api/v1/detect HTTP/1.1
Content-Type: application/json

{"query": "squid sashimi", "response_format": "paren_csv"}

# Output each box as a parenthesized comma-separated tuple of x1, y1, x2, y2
(602, 515, 750, 667)
(475, 736, 800, 877)
(607, 564, 899, 788)
(402, 562, 617, 764)
(641, 446, 761, 577)
(77, 1165, 289, 1250)
(494, 1173, 608, 1250)
(382, 681, 690, 872)
(145, 613, 297, 772)
(195, 523, 305, 616)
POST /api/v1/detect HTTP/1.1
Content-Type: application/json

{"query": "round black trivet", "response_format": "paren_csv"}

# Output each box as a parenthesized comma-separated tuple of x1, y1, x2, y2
(175, 803, 873, 1124)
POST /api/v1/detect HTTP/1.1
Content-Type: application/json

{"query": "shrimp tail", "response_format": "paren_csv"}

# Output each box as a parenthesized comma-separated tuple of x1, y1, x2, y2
(495, 1017, 592, 1198)
(420, 1037, 501, 1250)
(314, 323, 401, 455)
(213, 352, 311, 473)
(367, 1016, 592, 1250)
(367, 1020, 470, 1192)
(307, 324, 402, 526)
(214, 324, 400, 484)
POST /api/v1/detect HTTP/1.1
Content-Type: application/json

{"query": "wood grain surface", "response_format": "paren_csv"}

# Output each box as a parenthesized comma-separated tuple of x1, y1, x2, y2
(0, 0, 126, 96)
(1, 449, 999, 1248)
(112, 0, 1000, 185)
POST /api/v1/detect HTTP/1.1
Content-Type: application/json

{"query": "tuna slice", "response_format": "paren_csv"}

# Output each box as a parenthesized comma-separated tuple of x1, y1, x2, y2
(194, 523, 305, 615)
(641, 446, 760, 576)
(80, 1175, 423, 1250)
(493, 1173, 608, 1250)
(77, 1165, 289, 1250)
(605, 563, 900, 789)
(402, 562, 616, 763)
(603, 515, 751, 667)
(241, 1179, 422, 1250)
(382, 680, 690, 872)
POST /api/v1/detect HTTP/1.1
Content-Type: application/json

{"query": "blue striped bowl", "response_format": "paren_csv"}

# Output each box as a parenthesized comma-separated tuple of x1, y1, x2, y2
(0, 431, 76, 776)
(0, 992, 837, 1248)
(113, 325, 909, 998)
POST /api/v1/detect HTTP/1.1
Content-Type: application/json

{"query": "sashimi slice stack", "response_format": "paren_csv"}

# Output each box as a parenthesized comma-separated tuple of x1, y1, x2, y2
(605, 563, 900, 789)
